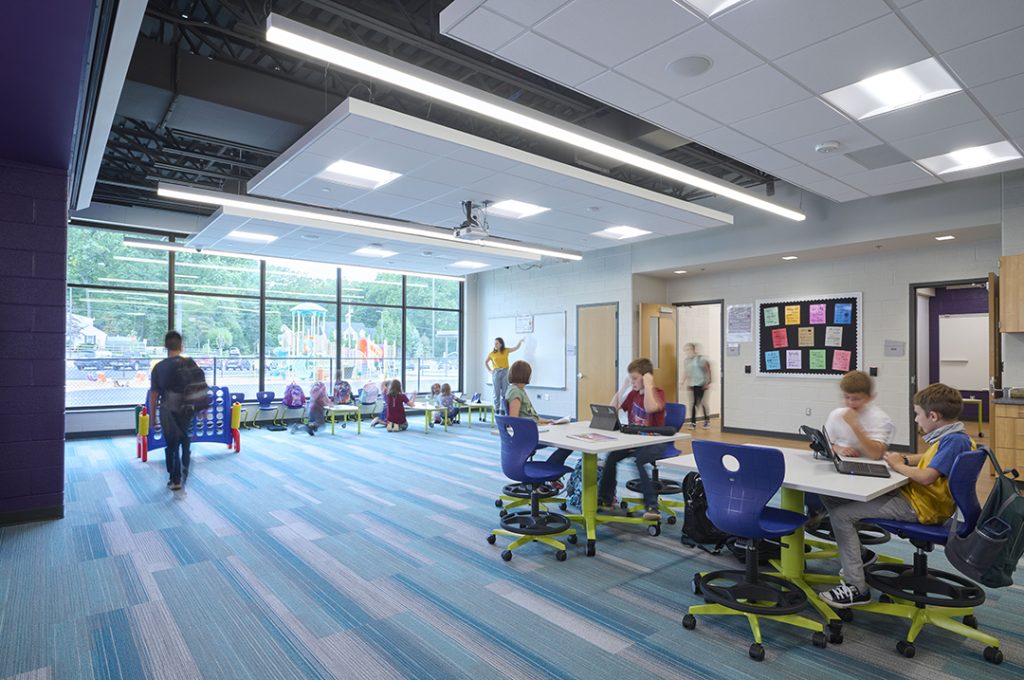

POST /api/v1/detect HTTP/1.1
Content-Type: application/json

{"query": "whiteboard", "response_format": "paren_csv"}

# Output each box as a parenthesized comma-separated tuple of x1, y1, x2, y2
(486, 312, 566, 389)
(938, 314, 988, 390)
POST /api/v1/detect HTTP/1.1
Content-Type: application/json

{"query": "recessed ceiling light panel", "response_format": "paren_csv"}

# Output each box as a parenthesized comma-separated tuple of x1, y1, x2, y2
(666, 55, 713, 78)
(674, 0, 747, 17)
(674, 270, 687, 274)
(935, 235, 956, 241)
(593, 226, 651, 240)
(451, 260, 487, 269)
(228, 229, 278, 243)
(781, 255, 799, 261)
(487, 200, 549, 219)
(320, 159, 401, 189)
(917, 141, 1022, 175)
(352, 246, 398, 258)
(822, 58, 960, 120)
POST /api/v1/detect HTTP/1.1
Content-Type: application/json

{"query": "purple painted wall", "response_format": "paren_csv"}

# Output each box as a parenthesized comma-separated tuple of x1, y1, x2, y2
(929, 286, 989, 422)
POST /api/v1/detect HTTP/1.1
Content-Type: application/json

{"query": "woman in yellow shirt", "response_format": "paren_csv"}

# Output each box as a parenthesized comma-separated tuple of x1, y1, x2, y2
(484, 336, 523, 415)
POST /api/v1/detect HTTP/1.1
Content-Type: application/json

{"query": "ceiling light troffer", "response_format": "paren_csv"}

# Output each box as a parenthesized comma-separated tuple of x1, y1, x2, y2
(917, 141, 1022, 175)
(593, 226, 651, 240)
(486, 200, 549, 219)
(320, 159, 401, 189)
(822, 58, 960, 120)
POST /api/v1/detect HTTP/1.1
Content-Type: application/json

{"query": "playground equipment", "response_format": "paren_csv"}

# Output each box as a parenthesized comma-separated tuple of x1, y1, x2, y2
(136, 386, 241, 462)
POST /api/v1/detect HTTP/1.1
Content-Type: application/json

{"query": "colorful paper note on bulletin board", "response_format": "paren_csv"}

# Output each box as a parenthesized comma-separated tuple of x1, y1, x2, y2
(784, 305, 801, 325)
(786, 350, 802, 369)
(832, 349, 851, 372)
(834, 303, 853, 324)
(798, 327, 814, 347)
(771, 327, 789, 348)
(756, 293, 861, 376)
(809, 304, 826, 324)
(763, 307, 779, 326)
(765, 351, 781, 371)
(825, 326, 843, 347)
(809, 349, 826, 369)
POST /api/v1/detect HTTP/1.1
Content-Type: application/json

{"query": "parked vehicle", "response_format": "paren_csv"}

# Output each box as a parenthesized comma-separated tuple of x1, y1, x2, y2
(224, 347, 252, 371)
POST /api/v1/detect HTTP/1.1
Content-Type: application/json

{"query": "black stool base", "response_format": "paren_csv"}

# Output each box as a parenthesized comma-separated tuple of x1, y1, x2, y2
(699, 569, 807, 616)
(500, 510, 572, 536)
(865, 563, 986, 608)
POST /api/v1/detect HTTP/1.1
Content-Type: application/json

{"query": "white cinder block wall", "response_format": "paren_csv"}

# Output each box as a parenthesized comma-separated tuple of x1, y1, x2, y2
(665, 238, 1002, 447)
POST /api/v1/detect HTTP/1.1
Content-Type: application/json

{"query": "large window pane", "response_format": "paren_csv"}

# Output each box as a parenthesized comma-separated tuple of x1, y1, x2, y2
(339, 304, 402, 387)
(173, 294, 260, 395)
(264, 300, 337, 396)
(341, 269, 403, 306)
(67, 227, 168, 289)
(405, 309, 460, 394)
(266, 261, 336, 301)
(174, 252, 259, 295)
(405, 275, 461, 310)
(66, 288, 168, 407)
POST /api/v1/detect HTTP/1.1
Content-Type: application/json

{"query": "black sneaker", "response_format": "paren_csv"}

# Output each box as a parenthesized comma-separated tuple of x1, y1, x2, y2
(819, 582, 871, 608)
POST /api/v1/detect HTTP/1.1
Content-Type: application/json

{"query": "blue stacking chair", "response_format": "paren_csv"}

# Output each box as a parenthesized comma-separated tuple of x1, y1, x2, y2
(251, 391, 276, 428)
(621, 402, 687, 522)
(684, 441, 826, 661)
(858, 449, 1002, 664)
(487, 416, 577, 561)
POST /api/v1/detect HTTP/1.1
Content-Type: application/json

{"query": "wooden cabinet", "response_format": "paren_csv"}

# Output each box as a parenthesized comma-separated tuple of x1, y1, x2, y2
(1000, 255, 1024, 332)
(992, 404, 1024, 472)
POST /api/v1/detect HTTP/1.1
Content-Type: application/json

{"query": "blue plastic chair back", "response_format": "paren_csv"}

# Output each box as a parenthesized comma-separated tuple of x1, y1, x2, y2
(948, 449, 986, 538)
(230, 392, 245, 404)
(496, 415, 540, 482)
(654, 402, 687, 460)
(692, 440, 786, 538)
(256, 391, 275, 409)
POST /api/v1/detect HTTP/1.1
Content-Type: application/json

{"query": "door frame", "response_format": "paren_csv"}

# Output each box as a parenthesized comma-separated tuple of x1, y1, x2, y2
(575, 302, 618, 421)
(673, 298, 726, 428)
(908, 277, 988, 454)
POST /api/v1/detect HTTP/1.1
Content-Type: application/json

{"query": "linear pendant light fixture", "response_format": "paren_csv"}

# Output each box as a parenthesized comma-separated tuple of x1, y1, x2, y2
(265, 14, 804, 222)
(156, 183, 580, 262)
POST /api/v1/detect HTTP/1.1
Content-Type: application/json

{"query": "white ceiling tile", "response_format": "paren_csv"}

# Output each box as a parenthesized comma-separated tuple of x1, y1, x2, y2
(942, 26, 1024, 87)
(888, 118, 1003, 158)
(445, 147, 519, 172)
(731, 98, 850, 145)
(368, 126, 454, 157)
(343, 140, 437, 174)
(732, 146, 801, 173)
(339, 192, 424, 216)
(842, 162, 935, 193)
(376, 176, 455, 201)
(713, 0, 891, 60)
(860, 93, 985, 140)
(641, 101, 719, 136)
(776, 15, 930, 93)
(776, 163, 831, 187)
(484, 0, 569, 25)
(971, 74, 1024, 116)
(447, 7, 525, 52)
(997, 109, 1024, 139)
(577, 71, 669, 113)
(288, 178, 367, 205)
(800, 178, 867, 202)
(497, 31, 606, 86)
(615, 23, 763, 99)
(694, 126, 762, 156)
(679, 65, 808, 124)
(903, 0, 1024, 53)
(534, 0, 700, 67)
(416, 157, 497, 185)
(803, 153, 870, 178)
(773, 124, 883, 163)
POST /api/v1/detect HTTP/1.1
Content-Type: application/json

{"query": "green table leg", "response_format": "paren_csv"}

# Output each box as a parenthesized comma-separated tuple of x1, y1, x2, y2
(582, 453, 598, 556)
(355, 411, 360, 434)
(330, 411, 336, 435)
(467, 406, 473, 429)
(425, 411, 430, 434)
(774, 488, 839, 624)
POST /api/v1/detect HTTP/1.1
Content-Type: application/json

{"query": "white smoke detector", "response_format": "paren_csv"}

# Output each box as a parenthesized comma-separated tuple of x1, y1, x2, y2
(815, 140, 841, 154)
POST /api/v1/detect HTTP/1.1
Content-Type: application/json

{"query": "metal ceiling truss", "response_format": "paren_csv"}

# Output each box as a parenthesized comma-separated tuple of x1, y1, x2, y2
(97, 0, 775, 212)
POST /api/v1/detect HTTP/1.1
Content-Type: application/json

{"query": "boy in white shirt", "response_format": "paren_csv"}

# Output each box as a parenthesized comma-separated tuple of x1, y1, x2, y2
(823, 370, 894, 460)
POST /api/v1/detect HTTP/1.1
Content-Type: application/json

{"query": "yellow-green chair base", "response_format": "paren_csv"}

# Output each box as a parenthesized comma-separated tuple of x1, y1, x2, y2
(620, 495, 685, 522)
(488, 527, 577, 561)
(684, 602, 826, 660)
(852, 598, 1002, 662)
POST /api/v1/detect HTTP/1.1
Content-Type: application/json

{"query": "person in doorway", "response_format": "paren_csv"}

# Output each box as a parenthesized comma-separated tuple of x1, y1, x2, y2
(148, 331, 199, 491)
(485, 337, 523, 415)
(682, 343, 712, 429)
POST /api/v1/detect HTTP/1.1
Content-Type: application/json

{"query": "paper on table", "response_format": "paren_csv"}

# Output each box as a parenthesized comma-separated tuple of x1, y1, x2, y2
(798, 327, 814, 347)
(832, 349, 851, 372)
(568, 432, 616, 442)
(765, 351, 781, 370)
(786, 350, 802, 369)
(763, 307, 779, 326)
(771, 327, 789, 348)
(825, 326, 843, 347)
(785, 305, 801, 325)
(809, 304, 826, 324)
(809, 349, 826, 370)
(550, 416, 571, 425)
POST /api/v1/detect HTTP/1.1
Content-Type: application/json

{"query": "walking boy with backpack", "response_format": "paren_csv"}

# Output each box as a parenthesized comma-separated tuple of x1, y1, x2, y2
(148, 331, 208, 491)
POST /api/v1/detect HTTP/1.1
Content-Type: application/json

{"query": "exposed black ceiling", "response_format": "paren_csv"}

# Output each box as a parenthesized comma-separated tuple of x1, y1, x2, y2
(94, 0, 777, 214)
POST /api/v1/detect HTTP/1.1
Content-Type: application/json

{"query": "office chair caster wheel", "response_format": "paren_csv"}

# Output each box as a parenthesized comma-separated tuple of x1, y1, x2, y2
(566, 534, 578, 544)
(691, 574, 702, 595)
(984, 646, 1003, 664)
(667, 515, 677, 525)
(499, 509, 508, 518)
(495, 499, 503, 508)
(827, 621, 843, 644)
(829, 631, 844, 645)
(647, 524, 661, 537)
(896, 640, 915, 658)
(963, 615, 978, 629)
(748, 643, 765, 662)
(812, 632, 827, 649)
(586, 540, 596, 557)
(486, 534, 496, 545)
(559, 502, 567, 511)
(620, 500, 629, 510)
(682, 614, 696, 630)
(501, 550, 513, 562)
(836, 608, 854, 623)
(555, 550, 567, 562)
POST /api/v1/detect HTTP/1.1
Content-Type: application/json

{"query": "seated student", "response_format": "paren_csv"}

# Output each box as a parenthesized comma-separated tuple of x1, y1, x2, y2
(819, 383, 975, 608)
(291, 381, 331, 436)
(428, 383, 442, 427)
(369, 380, 391, 428)
(826, 370, 895, 460)
(596, 358, 666, 521)
(505, 360, 573, 488)
(385, 379, 415, 432)
(436, 383, 460, 425)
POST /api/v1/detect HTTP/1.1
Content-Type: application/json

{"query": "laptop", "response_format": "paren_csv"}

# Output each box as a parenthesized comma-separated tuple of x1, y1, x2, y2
(589, 404, 621, 431)
(800, 425, 891, 478)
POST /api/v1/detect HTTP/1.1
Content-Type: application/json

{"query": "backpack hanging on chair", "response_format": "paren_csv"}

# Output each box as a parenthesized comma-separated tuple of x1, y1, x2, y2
(680, 471, 729, 554)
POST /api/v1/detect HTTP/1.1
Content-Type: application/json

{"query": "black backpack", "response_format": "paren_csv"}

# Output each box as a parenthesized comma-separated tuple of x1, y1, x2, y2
(170, 357, 209, 415)
(680, 471, 728, 554)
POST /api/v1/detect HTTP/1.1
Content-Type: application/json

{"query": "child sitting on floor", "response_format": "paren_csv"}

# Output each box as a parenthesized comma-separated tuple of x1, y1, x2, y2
(291, 381, 331, 436)
(436, 383, 460, 425)
(370, 380, 391, 428)
(385, 379, 415, 432)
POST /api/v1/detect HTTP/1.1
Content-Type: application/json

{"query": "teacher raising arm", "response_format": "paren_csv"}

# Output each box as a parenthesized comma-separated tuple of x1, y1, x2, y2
(485, 337, 523, 415)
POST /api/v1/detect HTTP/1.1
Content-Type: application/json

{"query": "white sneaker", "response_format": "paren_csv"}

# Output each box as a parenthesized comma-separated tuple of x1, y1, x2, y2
(687, 422, 697, 430)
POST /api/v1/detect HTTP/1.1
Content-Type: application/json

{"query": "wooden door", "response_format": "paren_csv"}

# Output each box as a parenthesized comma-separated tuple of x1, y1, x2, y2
(576, 304, 617, 421)
(639, 303, 678, 403)
(999, 255, 1023, 332)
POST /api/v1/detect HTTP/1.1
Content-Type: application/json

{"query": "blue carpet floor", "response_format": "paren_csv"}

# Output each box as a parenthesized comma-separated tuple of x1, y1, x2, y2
(1, 421, 1022, 679)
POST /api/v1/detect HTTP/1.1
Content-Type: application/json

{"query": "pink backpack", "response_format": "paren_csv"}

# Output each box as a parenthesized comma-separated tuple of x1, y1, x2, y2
(282, 382, 306, 408)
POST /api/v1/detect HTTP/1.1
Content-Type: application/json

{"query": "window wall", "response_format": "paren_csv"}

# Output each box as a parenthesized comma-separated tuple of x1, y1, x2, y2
(65, 226, 463, 408)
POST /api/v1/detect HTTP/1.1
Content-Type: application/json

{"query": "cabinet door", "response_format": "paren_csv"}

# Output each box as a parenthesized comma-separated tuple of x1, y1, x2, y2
(1000, 255, 1024, 332)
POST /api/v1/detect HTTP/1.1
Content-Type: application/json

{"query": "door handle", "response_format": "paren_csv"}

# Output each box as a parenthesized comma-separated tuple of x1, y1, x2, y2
(577, 372, 584, 379)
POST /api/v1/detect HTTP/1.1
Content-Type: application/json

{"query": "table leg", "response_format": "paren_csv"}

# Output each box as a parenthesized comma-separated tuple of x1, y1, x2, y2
(424, 412, 430, 434)
(355, 411, 361, 434)
(443, 412, 449, 432)
(581, 452, 598, 556)
(467, 406, 473, 428)
(330, 411, 336, 435)
(774, 488, 840, 625)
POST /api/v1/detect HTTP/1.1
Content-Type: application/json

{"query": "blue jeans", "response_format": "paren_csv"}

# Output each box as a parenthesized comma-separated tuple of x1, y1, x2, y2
(492, 368, 509, 414)
(160, 408, 192, 484)
(597, 443, 665, 509)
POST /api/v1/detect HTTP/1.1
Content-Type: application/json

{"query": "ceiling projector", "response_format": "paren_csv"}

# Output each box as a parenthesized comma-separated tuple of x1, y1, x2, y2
(453, 200, 489, 241)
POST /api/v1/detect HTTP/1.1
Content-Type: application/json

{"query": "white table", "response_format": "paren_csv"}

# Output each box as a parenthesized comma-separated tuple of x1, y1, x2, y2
(326, 404, 361, 434)
(536, 421, 691, 556)
(661, 445, 907, 623)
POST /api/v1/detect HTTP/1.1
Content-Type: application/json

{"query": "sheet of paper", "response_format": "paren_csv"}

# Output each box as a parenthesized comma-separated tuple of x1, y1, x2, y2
(834, 303, 853, 324)
(809, 349, 826, 370)
(771, 327, 789, 348)
(550, 416, 571, 425)
(832, 349, 851, 372)
(763, 306, 779, 327)
(825, 326, 843, 347)
(809, 304, 826, 324)
(784, 305, 801, 325)
(764, 351, 781, 371)
(786, 350, 802, 369)
(798, 326, 814, 347)
(727, 304, 753, 342)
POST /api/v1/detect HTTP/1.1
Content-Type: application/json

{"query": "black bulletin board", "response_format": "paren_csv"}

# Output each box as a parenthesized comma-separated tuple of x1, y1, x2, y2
(755, 293, 862, 377)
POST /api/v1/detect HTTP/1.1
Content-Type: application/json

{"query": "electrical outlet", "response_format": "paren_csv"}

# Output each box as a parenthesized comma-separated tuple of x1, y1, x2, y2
(542, 393, 549, 400)
(805, 408, 812, 416)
